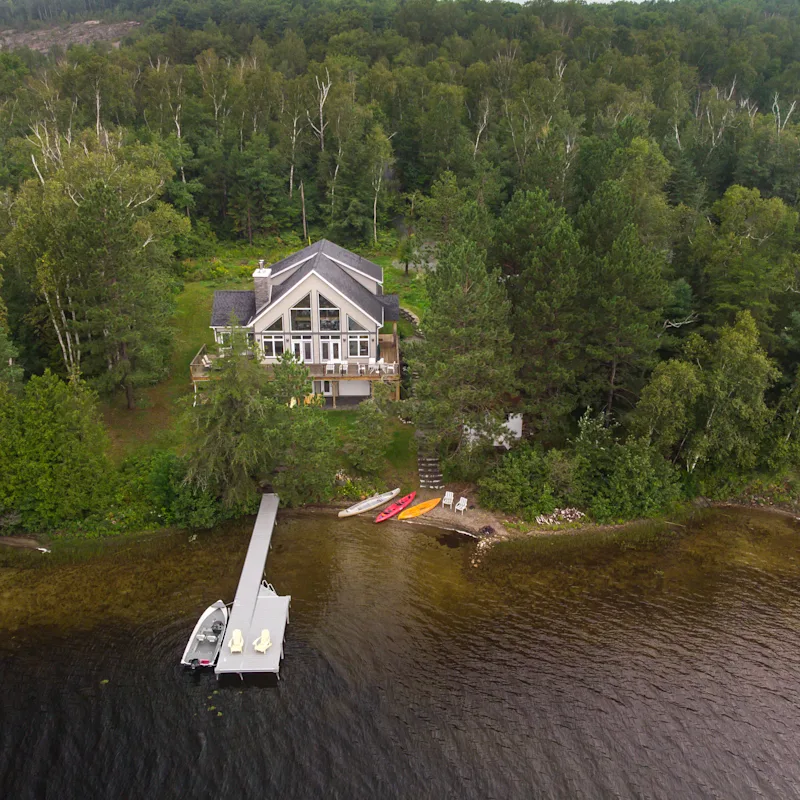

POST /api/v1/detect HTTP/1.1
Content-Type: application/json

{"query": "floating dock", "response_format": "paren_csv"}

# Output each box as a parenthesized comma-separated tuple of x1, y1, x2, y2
(215, 494, 290, 677)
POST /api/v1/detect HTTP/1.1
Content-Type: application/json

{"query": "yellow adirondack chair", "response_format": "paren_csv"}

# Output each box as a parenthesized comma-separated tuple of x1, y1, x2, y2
(253, 629, 272, 653)
(228, 628, 244, 654)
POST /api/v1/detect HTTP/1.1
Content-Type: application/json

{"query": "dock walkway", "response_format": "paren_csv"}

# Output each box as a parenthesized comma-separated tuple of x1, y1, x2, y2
(215, 494, 290, 677)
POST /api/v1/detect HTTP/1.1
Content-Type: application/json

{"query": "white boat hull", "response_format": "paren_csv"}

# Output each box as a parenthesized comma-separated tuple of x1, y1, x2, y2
(181, 600, 228, 669)
(338, 488, 400, 518)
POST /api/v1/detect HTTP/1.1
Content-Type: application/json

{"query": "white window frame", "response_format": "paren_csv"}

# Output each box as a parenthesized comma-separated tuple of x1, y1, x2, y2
(320, 335, 341, 362)
(290, 294, 312, 332)
(348, 334, 369, 358)
(318, 294, 341, 332)
(262, 334, 285, 358)
(347, 315, 367, 332)
(291, 335, 313, 362)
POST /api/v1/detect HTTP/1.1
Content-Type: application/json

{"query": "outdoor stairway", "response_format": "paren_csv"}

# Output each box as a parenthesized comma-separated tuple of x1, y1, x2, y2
(418, 454, 444, 490)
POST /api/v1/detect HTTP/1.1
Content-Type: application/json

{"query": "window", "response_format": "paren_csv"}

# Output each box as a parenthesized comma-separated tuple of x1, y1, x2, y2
(347, 315, 367, 331)
(262, 335, 284, 358)
(290, 294, 312, 331)
(217, 331, 231, 346)
(265, 317, 283, 331)
(318, 294, 340, 331)
(348, 334, 369, 357)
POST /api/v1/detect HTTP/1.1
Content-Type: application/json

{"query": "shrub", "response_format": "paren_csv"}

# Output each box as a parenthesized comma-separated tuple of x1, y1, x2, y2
(571, 415, 681, 522)
(478, 444, 564, 520)
(344, 400, 392, 477)
(0, 372, 112, 531)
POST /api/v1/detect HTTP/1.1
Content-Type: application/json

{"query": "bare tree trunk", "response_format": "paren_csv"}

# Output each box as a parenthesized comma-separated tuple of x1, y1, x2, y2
(300, 180, 308, 243)
(307, 68, 332, 151)
(606, 358, 617, 420)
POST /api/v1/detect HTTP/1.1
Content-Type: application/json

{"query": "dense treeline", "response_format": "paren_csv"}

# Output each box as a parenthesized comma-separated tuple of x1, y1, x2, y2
(2, 0, 800, 529)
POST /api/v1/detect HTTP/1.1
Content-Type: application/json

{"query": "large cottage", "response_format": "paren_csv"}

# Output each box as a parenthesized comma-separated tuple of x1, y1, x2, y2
(190, 240, 401, 405)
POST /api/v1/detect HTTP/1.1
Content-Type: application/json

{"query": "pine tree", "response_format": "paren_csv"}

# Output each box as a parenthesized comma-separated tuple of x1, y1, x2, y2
(408, 237, 517, 451)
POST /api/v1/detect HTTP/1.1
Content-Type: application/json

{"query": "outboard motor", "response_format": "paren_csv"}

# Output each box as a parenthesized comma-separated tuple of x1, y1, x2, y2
(190, 658, 200, 672)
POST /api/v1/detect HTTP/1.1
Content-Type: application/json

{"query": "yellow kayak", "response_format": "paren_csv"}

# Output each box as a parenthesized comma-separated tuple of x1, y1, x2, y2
(397, 497, 441, 520)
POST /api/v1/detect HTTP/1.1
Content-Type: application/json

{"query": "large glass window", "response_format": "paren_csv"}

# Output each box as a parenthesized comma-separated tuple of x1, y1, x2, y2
(265, 317, 283, 331)
(347, 315, 367, 331)
(262, 335, 284, 358)
(290, 294, 312, 331)
(348, 334, 369, 357)
(318, 294, 340, 331)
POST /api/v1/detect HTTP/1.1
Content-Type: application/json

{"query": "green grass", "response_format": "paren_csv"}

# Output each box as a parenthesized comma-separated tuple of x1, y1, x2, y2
(327, 409, 417, 490)
(102, 280, 229, 460)
(375, 257, 429, 321)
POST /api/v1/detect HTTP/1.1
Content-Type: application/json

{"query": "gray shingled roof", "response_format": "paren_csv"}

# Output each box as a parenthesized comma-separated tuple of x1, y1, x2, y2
(254, 252, 385, 324)
(270, 239, 383, 283)
(212, 242, 393, 329)
(210, 290, 256, 327)
(380, 294, 400, 321)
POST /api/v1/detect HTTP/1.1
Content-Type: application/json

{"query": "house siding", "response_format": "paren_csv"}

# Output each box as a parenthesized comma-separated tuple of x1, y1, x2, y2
(251, 273, 379, 363)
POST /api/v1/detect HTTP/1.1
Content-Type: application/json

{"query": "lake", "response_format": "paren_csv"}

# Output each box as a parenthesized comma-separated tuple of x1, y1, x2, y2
(1, 507, 800, 799)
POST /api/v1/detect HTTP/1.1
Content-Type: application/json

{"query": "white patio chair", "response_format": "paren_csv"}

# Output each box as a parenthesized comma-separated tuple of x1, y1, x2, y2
(384, 363, 396, 375)
(339, 362, 349, 376)
(325, 362, 336, 375)
(455, 497, 468, 514)
(368, 357, 378, 374)
(443, 491, 454, 510)
(358, 363, 366, 376)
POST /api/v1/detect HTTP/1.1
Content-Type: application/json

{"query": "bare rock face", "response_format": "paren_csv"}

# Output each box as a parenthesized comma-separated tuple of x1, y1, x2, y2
(0, 20, 141, 53)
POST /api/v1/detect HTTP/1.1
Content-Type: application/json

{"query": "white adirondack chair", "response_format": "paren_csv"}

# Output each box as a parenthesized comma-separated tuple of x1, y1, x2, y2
(443, 491, 454, 510)
(325, 362, 336, 375)
(455, 497, 468, 514)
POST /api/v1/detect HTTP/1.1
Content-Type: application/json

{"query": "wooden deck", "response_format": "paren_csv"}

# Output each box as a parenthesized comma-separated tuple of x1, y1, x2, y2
(190, 333, 400, 384)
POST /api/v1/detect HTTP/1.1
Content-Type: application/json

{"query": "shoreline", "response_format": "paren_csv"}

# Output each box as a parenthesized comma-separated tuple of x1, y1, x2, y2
(2, 497, 796, 561)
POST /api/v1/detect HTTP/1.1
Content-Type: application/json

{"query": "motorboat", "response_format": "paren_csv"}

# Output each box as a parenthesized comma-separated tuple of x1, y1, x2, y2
(181, 600, 228, 670)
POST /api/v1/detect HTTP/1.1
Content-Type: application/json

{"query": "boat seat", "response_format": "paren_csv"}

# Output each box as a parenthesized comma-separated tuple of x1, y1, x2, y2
(253, 629, 272, 653)
(196, 633, 206, 642)
(206, 635, 217, 644)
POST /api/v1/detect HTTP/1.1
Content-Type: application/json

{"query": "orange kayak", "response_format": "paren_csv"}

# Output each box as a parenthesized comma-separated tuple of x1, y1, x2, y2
(397, 497, 441, 520)
(375, 491, 416, 523)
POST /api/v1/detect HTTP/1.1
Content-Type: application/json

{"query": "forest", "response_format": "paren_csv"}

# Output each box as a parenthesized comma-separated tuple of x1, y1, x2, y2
(2, 0, 800, 533)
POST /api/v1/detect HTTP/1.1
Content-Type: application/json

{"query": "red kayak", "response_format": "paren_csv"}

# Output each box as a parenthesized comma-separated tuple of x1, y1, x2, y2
(375, 491, 416, 523)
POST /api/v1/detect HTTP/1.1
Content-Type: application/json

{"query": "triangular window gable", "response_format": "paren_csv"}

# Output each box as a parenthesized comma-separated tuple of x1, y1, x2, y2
(318, 294, 336, 310)
(347, 315, 367, 331)
(265, 317, 283, 331)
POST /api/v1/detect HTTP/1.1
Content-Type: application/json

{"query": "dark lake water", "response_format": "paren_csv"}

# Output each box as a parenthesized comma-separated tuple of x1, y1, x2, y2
(2, 507, 800, 799)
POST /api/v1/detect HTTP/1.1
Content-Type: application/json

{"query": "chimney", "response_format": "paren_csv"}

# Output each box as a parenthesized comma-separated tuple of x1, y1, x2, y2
(253, 260, 272, 310)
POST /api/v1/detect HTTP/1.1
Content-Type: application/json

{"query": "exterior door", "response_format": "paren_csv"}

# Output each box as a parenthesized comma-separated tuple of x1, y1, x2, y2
(321, 338, 341, 362)
(313, 380, 333, 396)
(292, 337, 312, 362)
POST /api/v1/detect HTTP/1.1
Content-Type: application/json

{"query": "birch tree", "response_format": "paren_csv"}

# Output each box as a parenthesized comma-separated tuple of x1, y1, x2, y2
(2, 131, 189, 407)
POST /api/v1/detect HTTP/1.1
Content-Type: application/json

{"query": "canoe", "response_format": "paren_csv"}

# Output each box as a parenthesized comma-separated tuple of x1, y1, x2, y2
(338, 488, 400, 518)
(375, 491, 417, 523)
(397, 497, 441, 520)
(181, 600, 228, 670)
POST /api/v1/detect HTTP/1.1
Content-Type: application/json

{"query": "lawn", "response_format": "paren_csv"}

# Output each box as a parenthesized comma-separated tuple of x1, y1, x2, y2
(102, 279, 246, 460)
(328, 409, 418, 490)
(371, 255, 429, 322)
